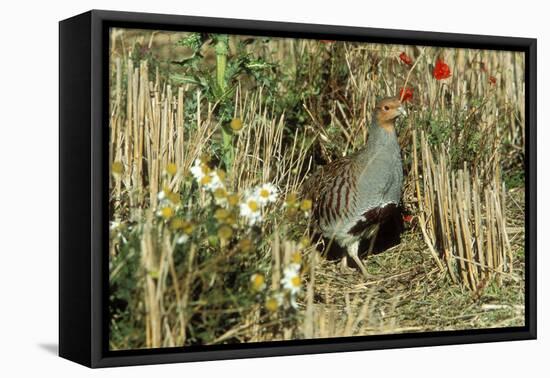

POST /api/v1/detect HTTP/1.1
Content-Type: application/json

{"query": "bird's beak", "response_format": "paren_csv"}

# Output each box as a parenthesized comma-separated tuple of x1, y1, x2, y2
(398, 105, 407, 117)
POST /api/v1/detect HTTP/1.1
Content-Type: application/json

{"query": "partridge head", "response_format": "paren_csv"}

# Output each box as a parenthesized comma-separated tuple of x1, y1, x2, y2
(373, 96, 407, 132)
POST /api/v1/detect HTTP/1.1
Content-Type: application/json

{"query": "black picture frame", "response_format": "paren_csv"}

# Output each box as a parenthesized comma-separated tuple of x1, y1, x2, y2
(59, 9, 537, 368)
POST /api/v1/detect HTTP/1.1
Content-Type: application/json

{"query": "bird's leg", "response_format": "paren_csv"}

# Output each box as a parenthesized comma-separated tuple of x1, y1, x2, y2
(347, 242, 368, 279)
(367, 224, 381, 255)
(339, 255, 356, 274)
(340, 255, 349, 271)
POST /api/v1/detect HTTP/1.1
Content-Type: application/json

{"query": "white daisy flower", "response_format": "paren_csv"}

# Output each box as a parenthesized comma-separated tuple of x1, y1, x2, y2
(190, 158, 206, 181)
(176, 234, 189, 244)
(250, 273, 266, 292)
(239, 194, 262, 226)
(204, 171, 224, 192)
(281, 265, 302, 295)
(255, 183, 278, 205)
(265, 293, 284, 312)
(190, 159, 226, 193)
(157, 190, 166, 201)
(288, 250, 302, 272)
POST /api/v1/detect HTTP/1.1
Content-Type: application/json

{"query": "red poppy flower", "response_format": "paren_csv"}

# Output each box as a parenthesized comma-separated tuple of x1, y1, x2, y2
(403, 214, 414, 223)
(399, 52, 413, 65)
(399, 87, 414, 102)
(433, 58, 451, 80)
(489, 75, 497, 85)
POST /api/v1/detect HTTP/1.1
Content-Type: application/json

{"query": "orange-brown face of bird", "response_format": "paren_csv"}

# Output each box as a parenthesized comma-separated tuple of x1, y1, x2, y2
(374, 97, 406, 131)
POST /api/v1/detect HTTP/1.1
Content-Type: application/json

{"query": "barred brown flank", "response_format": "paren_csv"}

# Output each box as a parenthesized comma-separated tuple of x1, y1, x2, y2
(343, 183, 351, 216)
(335, 177, 344, 213)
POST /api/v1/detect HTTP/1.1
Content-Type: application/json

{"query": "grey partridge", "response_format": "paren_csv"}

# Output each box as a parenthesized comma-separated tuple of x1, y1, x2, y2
(303, 97, 406, 278)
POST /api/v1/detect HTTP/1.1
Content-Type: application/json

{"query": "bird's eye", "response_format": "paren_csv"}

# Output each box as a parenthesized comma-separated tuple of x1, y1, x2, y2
(383, 105, 390, 111)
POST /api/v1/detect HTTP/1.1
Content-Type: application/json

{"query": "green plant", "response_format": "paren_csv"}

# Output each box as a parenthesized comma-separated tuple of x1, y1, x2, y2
(171, 33, 279, 170)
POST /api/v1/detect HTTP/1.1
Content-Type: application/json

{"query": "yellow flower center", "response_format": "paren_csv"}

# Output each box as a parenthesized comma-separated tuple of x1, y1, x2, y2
(214, 208, 229, 221)
(168, 192, 180, 205)
(200, 164, 211, 174)
(200, 175, 212, 185)
(161, 207, 174, 219)
(227, 194, 239, 207)
(238, 238, 253, 253)
(291, 251, 302, 265)
(217, 224, 233, 240)
(225, 214, 237, 226)
(291, 276, 301, 288)
(170, 217, 184, 231)
(182, 221, 195, 235)
(259, 188, 270, 198)
(230, 118, 243, 131)
(300, 199, 312, 211)
(247, 200, 259, 212)
(251, 274, 265, 291)
(166, 163, 177, 176)
(286, 193, 298, 206)
(214, 187, 227, 199)
(299, 236, 311, 248)
(265, 297, 279, 312)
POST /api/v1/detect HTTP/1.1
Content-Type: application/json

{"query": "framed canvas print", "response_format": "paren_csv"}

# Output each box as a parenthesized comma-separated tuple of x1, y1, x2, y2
(59, 10, 536, 368)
